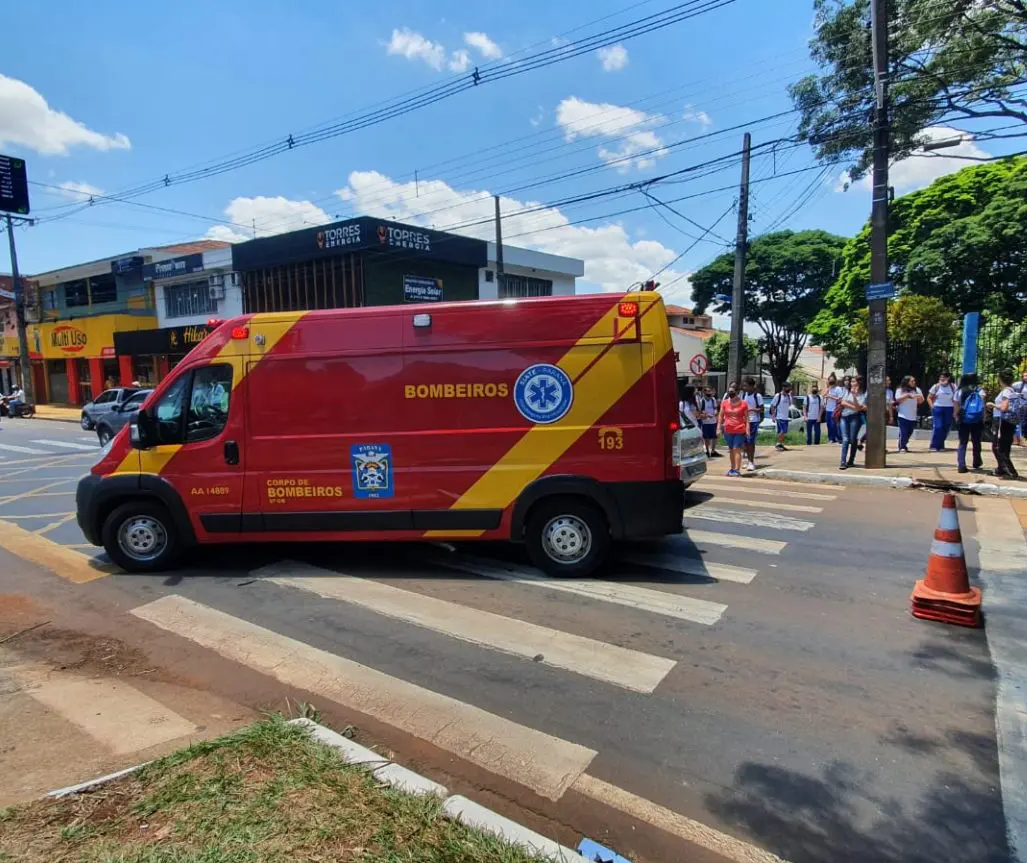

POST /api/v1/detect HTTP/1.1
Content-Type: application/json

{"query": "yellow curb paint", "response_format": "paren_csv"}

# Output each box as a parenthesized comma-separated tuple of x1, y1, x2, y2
(0, 520, 116, 583)
(571, 774, 790, 863)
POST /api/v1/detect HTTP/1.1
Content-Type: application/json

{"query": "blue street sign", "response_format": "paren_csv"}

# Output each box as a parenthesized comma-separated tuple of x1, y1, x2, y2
(865, 281, 895, 300)
(714, 293, 732, 304)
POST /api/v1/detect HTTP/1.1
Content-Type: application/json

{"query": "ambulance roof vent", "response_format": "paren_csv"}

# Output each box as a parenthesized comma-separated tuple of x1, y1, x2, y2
(412, 314, 432, 328)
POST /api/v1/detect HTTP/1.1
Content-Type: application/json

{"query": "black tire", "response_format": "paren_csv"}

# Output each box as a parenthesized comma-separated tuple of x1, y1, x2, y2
(101, 501, 180, 573)
(80, 413, 94, 430)
(525, 496, 610, 578)
(96, 426, 113, 446)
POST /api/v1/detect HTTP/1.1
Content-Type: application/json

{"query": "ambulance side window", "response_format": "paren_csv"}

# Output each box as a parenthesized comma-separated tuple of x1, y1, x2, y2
(185, 365, 233, 443)
(153, 376, 189, 445)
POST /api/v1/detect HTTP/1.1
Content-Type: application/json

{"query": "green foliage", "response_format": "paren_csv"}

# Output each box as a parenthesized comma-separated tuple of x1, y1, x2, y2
(790, 0, 1027, 181)
(704, 331, 759, 372)
(692, 230, 848, 389)
(810, 158, 1027, 357)
(853, 295, 960, 381)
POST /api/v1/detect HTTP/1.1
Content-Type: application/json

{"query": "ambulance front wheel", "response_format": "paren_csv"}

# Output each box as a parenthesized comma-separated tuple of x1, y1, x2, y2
(525, 497, 610, 578)
(102, 501, 181, 573)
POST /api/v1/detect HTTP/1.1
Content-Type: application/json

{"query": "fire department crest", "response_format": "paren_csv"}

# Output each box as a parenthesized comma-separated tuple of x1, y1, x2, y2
(513, 363, 574, 424)
(350, 443, 394, 499)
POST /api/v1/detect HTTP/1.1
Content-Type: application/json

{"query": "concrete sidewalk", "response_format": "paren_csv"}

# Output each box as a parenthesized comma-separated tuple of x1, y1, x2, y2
(751, 435, 1026, 491)
(28, 405, 80, 423)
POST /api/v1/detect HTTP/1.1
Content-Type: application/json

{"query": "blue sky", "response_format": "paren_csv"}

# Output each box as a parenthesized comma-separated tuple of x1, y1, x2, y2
(0, 0, 1001, 306)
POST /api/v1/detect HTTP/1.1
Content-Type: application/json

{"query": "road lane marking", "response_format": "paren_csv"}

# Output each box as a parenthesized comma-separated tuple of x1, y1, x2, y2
(738, 476, 844, 490)
(32, 439, 97, 452)
(0, 512, 76, 520)
(0, 453, 92, 475)
(0, 520, 114, 583)
(617, 551, 756, 584)
(131, 594, 596, 801)
(431, 555, 726, 625)
(0, 481, 78, 506)
(968, 497, 1027, 862)
(16, 665, 196, 755)
(0, 476, 78, 485)
(35, 513, 78, 535)
(0, 442, 49, 454)
(695, 481, 836, 501)
(684, 508, 814, 532)
(571, 774, 790, 863)
(681, 529, 786, 555)
(260, 561, 675, 693)
(695, 496, 823, 514)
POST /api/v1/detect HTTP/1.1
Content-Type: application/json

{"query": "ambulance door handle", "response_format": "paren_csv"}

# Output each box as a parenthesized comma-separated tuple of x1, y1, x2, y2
(224, 440, 240, 466)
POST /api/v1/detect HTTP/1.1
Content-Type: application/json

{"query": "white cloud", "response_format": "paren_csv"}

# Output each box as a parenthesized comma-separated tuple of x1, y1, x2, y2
(56, 180, 104, 201)
(334, 169, 692, 299)
(597, 44, 629, 72)
(205, 195, 330, 243)
(464, 31, 502, 59)
(529, 105, 545, 128)
(683, 104, 712, 128)
(0, 73, 130, 156)
(448, 49, 471, 72)
(385, 28, 446, 70)
(555, 96, 667, 171)
(836, 126, 990, 194)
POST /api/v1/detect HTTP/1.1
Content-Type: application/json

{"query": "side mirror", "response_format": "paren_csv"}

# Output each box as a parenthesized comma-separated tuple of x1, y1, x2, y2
(130, 409, 155, 449)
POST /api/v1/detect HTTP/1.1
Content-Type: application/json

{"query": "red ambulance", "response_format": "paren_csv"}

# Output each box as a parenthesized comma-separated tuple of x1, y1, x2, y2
(76, 291, 705, 576)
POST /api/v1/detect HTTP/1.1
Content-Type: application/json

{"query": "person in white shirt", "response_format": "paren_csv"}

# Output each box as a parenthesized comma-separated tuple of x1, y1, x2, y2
(1014, 370, 1027, 447)
(988, 369, 1021, 478)
(696, 385, 721, 458)
(679, 385, 698, 426)
(839, 378, 868, 469)
(927, 372, 957, 452)
(803, 384, 823, 445)
(824, 373, 847, 444)
(769, 382, 795, 451)
(886, 375, 896, 425)
(894, 375, 924, 453)
(741, 377, 763, 471)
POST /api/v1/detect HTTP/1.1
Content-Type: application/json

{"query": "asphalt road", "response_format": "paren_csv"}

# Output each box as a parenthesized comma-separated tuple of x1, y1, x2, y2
(0, 418, 1011, 863)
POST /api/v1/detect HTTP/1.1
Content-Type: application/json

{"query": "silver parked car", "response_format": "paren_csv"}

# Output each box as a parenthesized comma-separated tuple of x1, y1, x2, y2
(94, 389, 151, 445)
(80, 387, 139, 430)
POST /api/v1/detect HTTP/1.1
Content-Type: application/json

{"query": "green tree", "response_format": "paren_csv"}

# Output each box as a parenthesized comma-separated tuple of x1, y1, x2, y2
(691, 230, 848, 390)
(704, 331, 759, 372)
(790, 0, 1027, 182)
(810, 158, 1027, 358)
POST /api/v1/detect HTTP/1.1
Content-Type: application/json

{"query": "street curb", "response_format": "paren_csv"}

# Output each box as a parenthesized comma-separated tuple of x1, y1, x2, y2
(42, 718, 588, 863)
(755, 469, 1027, 498)
(29, 415, 80, 424)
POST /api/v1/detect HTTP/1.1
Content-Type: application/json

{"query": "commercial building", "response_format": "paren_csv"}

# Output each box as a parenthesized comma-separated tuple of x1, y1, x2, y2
(0, 274, 24, 393)
(230, 216, 581, 312)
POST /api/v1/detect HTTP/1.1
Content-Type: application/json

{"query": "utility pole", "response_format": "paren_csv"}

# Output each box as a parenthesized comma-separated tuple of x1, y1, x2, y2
(5, 214, 33, 402)
(493, 195, 505, 299)
(727, 132, 751, 389)
(866, 0, 889, 468)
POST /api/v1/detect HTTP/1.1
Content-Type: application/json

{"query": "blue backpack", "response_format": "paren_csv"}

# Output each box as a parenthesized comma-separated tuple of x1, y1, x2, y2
(962, 389, 984, 424)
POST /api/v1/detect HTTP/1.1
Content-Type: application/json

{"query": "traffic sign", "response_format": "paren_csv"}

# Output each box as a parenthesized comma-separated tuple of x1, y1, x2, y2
(865, 281, 895, 300)
(689, 353, 709, 375)
(0, 154, 29, 215)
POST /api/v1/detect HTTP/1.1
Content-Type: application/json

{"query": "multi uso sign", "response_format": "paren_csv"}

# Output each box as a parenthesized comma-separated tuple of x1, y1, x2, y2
(232, 216, 486, 271)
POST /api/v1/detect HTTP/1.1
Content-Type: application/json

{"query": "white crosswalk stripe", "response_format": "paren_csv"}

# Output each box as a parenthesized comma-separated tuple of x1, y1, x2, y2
(259, 561, 676, 693)
(430, 554, 727, 625)
(682, 529, 786, 554)
(617, 551, 757, 584)
(684, 507, 816, 532)
(31, 439, 98, 452)
(694, 496, 823, 514)
(0, 442, 49, 454)
(131, 594, 597, 801)
(695, 481, 837, 501)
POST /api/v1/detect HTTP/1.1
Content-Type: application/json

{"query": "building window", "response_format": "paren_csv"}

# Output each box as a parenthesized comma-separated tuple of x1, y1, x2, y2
(64, 279, 89, 307)
(164, 280, 217, 319)
(484, 269, 494, 283)
(499, 275, 553, 298)
(89, 273, 117, 304)
(42, 290, 58, 311)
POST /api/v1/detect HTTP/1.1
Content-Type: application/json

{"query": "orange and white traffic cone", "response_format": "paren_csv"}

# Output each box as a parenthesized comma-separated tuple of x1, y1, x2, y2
(911, 493, 981, 628)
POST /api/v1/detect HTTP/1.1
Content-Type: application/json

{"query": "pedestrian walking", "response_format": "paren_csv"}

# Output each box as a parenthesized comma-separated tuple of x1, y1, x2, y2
(741, 377, 763, 471)
(804, 384, 823, 445)
(989, 370, 1022, 479)
(838, 378, 867, 470)
(953, 373, 986, 474)
(928, 372, 957, 452)
(769, 382, 795, 451)
(824, 374, 846, 443)
(680, 385, 698, 427)
(885, 376, 896, 425)
(1014, 370, 1027, 447)
(895, 376, 924, 453)
(718, 383, 749, 477)
(697, 385, 721, 458)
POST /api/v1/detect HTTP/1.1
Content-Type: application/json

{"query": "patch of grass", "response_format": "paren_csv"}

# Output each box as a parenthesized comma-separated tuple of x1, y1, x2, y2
(756, 429, 809, 446)
(0, 717, 552, 863)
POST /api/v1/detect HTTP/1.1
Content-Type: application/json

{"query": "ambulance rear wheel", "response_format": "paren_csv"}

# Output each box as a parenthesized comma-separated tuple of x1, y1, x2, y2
(102, 501, 180, 573)
(525, 498, 609, 578)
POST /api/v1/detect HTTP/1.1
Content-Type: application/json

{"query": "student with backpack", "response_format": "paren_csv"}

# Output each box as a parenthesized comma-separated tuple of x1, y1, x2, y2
(953, 373, 986, 473)
(988, 370, 1023, 478)
(769, 383, 795, 451)
(803, 384, 823, 445)
(697, 385, 721, 458)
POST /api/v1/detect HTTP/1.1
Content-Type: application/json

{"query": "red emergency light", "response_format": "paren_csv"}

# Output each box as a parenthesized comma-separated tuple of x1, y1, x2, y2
(618, 301, 639, 317)
(231, 326, 249, 340)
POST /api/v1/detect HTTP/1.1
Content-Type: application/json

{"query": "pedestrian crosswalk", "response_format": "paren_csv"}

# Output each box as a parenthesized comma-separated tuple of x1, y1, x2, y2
(119, 472, 844, 806)
(0, 437, 98, 458)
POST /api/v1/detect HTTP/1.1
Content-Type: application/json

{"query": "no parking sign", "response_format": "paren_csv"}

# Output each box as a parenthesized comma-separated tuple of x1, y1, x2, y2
(688, 353, 709, 375)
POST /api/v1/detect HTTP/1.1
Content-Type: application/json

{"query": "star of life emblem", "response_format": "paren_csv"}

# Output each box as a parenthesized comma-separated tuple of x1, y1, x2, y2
(513, 363, 574, 424)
